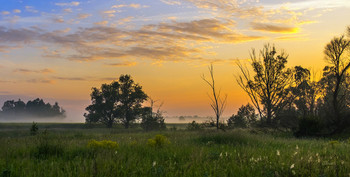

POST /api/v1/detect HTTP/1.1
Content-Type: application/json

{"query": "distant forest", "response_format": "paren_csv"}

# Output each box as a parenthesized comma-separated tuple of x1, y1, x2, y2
(0, 98, 66, 118)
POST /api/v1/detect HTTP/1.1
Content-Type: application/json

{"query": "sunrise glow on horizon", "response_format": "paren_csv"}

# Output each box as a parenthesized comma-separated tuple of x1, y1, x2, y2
(0, 0, 349, 122)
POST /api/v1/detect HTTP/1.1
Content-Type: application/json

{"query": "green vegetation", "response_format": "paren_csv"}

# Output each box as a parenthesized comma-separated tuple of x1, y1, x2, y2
(1, 123, 350, 176)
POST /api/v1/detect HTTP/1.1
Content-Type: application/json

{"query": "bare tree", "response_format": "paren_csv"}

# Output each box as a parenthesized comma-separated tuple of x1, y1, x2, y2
(201, 64, 227, 130)
(236, 44, 293, 126)
(324, 34, 350, 133)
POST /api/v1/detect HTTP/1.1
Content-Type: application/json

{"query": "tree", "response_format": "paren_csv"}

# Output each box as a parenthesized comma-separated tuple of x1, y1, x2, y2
(141, 99, 166, 131)
(227, 103, 257, 128)
(323, 33, 350, 133)
(84, 74, 148, 128)
(201, 64, 227, 130)
(237, 44, 293, 126)
(0, 98, 65, 118)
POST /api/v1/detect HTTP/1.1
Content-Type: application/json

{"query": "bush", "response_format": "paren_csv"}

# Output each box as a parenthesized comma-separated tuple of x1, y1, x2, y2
(147, 134, 170, 148)
(227, 103, 257, 129)
(87, 140, 119, 150)
(141, 107, 166, 131)
(294, 116, 323, 137)
(187, 121, 202, 131)
(30, 121, 38, 135)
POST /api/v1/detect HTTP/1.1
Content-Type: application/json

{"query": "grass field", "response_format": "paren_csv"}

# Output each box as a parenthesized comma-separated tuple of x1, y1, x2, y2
(0, 123, 349, 177)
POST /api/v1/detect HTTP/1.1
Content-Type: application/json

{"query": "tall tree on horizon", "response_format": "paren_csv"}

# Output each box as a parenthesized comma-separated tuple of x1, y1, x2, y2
(236, 44, 293, 126)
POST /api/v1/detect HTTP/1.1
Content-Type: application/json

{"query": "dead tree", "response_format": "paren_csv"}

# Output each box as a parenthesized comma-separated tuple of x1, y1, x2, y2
(201, 64, 227, 130)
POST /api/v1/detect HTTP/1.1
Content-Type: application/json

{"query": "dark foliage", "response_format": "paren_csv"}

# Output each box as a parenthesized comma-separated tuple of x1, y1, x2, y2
(84, 74, 148, 128)
(227, 103, 257, 128)
(141, 106, 166, 131)
(0, 98, 66, 118)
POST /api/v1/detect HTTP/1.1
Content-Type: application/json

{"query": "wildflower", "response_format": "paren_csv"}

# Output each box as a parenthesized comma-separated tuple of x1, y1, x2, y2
(152, 161, 157, 167)
(225, 152, 228, 157)
(220, 152, 223, 158)
(276, 150, 280, 156)
(296, 145, 299, 150)
(293, 151, 298, 156)
(292, 170, 296, 175)
(290, 164, 294, 169)
(115, 151, 118, 155)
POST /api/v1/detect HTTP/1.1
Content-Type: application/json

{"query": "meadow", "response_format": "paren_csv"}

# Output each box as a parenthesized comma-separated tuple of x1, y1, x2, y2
(0, 123, 350, 177)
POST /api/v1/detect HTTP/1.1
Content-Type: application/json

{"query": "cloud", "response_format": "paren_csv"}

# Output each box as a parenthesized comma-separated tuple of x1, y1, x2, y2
(184, 0, 263, 18)
(64, 8, 72, 13)
(160, 0, 181, 5)
(94, 21, 109, 26)
(103, 10, 117, 14)
(53, 76, 86, 81)
(13, 9, 21, 13)
(112, 3, 148, 9)
(105, 61, 137, 67)
(55, 1, 80, 7)
(1, 11, 10, 15)
(77, 13, 91, 19)
(0, 18, 263, 63)
(251, 22, 299, 33)
(53, 17, 65, 23)
(26, 79, 55, 84)
(13, 68, 55, 74)
(25, 6, 38, 13)
(118, 16, 134, 25)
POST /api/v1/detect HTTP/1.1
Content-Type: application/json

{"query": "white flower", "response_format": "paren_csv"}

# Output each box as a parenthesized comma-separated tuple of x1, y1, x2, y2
(296, 145, 299, 150)
(290, 164, 294, 169)
(152, 161, 157, 167)
(276, 150, 280, 156)
(115, 151, 118, 155)
(220, 152, 223, 158)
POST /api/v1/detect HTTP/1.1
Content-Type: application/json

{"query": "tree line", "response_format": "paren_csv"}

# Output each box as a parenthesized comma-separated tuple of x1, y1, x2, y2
(0, 98, 66, 118)
(85, 26, 350, 136)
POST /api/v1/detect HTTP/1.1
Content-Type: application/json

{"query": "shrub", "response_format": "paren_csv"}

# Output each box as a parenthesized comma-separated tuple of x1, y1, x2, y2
(141, 107, 166, 131)
(87, 140, 119, 150)
(187, 121, 202, 131)
(294, 116, 323, 137)
(30, 122, 38, 135)
(147, 134, 170, 148)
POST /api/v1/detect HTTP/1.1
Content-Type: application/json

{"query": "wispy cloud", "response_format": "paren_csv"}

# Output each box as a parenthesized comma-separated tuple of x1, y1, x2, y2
(112, 3, 149, 9)
(26, 78, 55, 84)
(251, 22, 299, 33)
(105, 61, 137, 67)
(55, 1, 80, 7)
(77, 13, 91, 19)
(25, 6, 38, 13)
(13, 68, 54, 74)
(160, 0, 181, 5)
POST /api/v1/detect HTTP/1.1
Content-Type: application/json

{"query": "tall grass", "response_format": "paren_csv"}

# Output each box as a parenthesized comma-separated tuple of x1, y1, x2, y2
(0, 124, 349, 176)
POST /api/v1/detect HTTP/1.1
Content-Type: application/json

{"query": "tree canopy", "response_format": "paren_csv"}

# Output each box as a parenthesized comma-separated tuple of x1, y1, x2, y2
(84, 74, 148, 128)
(0, 98, 66, 118)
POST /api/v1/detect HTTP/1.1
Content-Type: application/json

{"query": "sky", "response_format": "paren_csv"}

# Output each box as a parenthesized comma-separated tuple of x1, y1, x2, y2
(0, 0, 349, 122)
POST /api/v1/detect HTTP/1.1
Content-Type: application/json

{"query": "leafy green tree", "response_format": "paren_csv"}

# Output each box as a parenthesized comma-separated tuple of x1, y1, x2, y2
(227, 103, 257, 128)
(84, 74, 148, 128)
(237, 44, 293, 126)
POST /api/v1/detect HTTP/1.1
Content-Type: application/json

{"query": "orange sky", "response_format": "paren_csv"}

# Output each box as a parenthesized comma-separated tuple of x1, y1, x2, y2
(0, 0, 350, 122)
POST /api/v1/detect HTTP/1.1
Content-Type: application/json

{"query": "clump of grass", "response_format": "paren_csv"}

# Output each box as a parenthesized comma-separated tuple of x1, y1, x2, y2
(31, 131, 64, 159)
(147, 134, 170, 148)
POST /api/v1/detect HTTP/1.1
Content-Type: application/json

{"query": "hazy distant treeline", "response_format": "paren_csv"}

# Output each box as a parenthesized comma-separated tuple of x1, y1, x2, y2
(0, 98, 66, 119)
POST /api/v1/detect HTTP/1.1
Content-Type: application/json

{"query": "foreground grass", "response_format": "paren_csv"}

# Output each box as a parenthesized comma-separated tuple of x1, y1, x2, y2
(0, 123, 349, 177)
